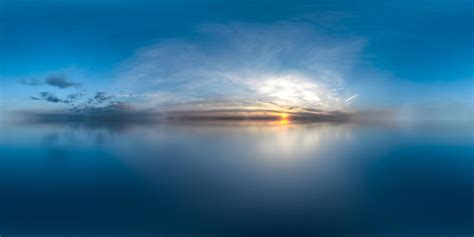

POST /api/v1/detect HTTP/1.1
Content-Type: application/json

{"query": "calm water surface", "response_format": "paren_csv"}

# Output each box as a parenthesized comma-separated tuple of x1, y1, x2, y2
(0, 120, 473, 237)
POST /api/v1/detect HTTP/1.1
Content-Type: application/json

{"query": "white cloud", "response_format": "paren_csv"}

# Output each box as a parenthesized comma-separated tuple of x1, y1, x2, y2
(116, 22, 365, 112)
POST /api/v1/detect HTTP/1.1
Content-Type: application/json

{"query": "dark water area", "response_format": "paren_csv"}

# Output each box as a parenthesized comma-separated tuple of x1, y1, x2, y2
(0, 120, 473, 237)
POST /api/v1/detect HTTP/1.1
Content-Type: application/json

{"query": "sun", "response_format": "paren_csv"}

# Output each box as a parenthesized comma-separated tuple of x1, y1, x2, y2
(280, 113, 289, 119)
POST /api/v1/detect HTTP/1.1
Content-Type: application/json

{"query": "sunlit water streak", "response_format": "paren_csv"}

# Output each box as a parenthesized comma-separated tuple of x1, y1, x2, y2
(0, 119, 473, 237)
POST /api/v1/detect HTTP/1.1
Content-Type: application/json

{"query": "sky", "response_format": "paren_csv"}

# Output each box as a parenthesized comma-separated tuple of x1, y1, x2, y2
(0, 0, 473, 118)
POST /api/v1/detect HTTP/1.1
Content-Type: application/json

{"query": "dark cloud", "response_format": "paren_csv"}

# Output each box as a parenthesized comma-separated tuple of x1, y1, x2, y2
(19, 79, 43, 86)
(20, 74, 125, 116)
(64, 92, 84, 104)
(65, 91, 118, 111)
(30, 91, 85, 104)
(66, 93, 82, 100)
(93, 92, 114, 104)
(19, 75, 81, 89)
(23, 75, 124, 111)
(39, 92, 62, 103)
(45, 75, 81, 89)
(71, 101, 132, 114)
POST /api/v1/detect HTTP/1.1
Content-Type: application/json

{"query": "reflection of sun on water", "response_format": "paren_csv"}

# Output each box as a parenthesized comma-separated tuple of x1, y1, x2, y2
(278, 113, 289, 125)
(255, 123, 354, 162)
(280, 114, 290, 125)
(279, 119, 289, 125)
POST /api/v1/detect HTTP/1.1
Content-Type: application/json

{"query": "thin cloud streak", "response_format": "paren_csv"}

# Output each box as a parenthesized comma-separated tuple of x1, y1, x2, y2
(19, 78, 43, 86)
(19, 75, 81, 89)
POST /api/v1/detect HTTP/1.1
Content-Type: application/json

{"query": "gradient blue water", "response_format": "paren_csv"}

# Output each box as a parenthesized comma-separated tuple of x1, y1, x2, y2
(0, 121, 473, 237)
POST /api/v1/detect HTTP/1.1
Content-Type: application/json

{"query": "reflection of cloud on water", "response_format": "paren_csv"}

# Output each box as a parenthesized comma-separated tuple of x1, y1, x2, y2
(41, 132, 60, 146)
(2, 119, 354, 157)
(0, 121, 130, 149)
(0, 120, 361, 219)
(105, 121, 360, 216)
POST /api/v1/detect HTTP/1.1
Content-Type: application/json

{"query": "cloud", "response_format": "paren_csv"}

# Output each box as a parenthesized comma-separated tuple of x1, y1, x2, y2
(19, 78, 43, 86)
(65, 92, 83, 101)
(93, 92, 114, 104)
(69, 101, 132, 114)
(20, 22, 364, 118)
(30, 91, 84, 105)
(39, 92, 63, 103)
(344, 94, 359, 103)
(22, 73, 121, 112)
(117, 22, 364, 112)
(28, 89, 132, 117)
(62, 91, 126, 113)
(19, 75, 81, 89)
(45, 75, 81, 89)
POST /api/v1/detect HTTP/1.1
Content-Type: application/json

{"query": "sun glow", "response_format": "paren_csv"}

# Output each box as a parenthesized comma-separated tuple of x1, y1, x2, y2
(279, 118, 289, 125)
(278, 113, 290, 125)
(255, 74, 346, 111)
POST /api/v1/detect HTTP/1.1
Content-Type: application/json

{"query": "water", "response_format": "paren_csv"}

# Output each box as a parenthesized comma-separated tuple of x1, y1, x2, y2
(0, 120, 473, 237)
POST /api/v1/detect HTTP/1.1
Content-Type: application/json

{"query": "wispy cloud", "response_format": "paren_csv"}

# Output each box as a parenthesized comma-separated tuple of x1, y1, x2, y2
(19, 22, 364, 118)
(19, 78, 43, 86)
(117, 22, 364, 112)
(344, 94, 359, 103)
(19, 75, 81, 89)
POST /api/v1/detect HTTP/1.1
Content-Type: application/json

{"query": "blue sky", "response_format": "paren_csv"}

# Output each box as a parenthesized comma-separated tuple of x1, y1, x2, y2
(1, 0, 473, 114)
